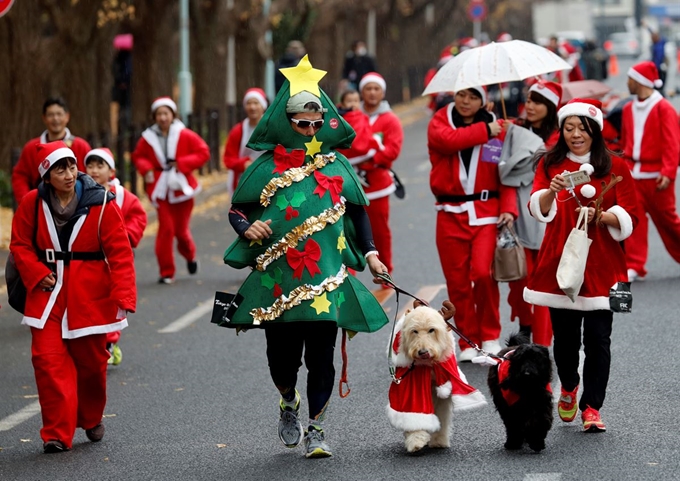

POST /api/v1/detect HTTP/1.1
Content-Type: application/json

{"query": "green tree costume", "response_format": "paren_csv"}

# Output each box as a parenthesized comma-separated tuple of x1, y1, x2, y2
(222, 57, 388, 333)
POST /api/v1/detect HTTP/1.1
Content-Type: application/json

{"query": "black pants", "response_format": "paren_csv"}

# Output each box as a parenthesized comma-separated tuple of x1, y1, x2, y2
(549, 308, 613, 411)
(264, 321, 338, 421)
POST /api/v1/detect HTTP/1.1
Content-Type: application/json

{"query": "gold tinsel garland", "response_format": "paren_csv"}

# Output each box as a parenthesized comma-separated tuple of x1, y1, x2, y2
(255, 200, 346, 272)
(259, 153, 337, 207)
(250, 266, 348, 324)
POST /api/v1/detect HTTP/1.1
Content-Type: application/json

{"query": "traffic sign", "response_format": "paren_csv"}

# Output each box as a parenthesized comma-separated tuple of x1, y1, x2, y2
(467, 0, 487, 22)
(0, 0, 15, 18)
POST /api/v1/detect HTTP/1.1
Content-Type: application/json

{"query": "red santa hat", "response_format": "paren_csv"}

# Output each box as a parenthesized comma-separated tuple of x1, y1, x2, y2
(242, 88, 268, 109)
(37, 141, 76, 177)
(627, 61, 663, 89)
(557, 98, 603, 130)
(497, 32, 513, 42)
(151, 96, 177, 114)
(85, 148, 116, 170)
(458, 85, 487, 105)
(529, 80, 563, 107)
(359, 72, 386, 92)
(459, 37, 479, 51)
(437, 45, 455, 67)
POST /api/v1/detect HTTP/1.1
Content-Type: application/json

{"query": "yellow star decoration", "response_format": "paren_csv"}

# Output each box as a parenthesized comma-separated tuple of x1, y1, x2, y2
(310, 292, 332, 315)
(280, 54, 327, 97)
(305, 136, 323, 158)
(249, 239, 263, 247)
(337, 232, 346, 253)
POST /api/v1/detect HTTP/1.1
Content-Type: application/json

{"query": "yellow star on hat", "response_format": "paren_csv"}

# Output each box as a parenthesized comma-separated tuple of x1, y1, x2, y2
(305, 136, 323, 158)
(280, 55, 327, 97)
(311, 292, 332, 315)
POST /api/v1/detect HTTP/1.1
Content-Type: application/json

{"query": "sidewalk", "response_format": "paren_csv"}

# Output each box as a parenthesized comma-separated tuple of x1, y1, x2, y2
(0, 96, 431, 262)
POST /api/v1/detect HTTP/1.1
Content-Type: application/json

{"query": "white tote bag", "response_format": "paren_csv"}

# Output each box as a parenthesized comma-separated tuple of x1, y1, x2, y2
(556, 207, 592, 302)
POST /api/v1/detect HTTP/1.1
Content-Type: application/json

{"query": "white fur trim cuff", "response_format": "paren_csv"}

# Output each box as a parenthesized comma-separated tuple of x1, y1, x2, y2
(523, 287, 610, 311)
(436, 381, 453, 399)
(451, 391, 488, 412)
(530, 189, 557, 223)
(386, 405, 440, 433)
(606, 205, 633, 241)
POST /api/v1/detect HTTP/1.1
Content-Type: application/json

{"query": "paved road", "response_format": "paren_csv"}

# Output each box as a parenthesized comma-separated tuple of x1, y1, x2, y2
(1, 68, 680, 480)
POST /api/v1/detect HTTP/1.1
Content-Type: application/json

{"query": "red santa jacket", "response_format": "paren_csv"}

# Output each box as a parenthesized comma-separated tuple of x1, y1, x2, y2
(350, 102, 403, 200)
(387, 327, 487, 432)
(222, 119, 263, 193)
(428, 103, 518, 225)
(524, 154, 638, 310)
(109, 179, 147, 249)
(12, 129, 91, 205)
(620, 92, 680, 180)
(10, 176, 136, 338)
(132, 121, 210, 204)
(338, 109, 378, 162)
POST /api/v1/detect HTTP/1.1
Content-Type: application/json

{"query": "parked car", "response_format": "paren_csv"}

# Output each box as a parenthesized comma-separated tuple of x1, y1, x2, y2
(605, 32, 641, 58)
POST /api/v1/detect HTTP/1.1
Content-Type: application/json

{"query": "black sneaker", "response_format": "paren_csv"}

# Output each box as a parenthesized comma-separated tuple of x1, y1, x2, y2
(158, 277, 174, 285)
(43, 440, 68, 453)
(85, 422, 105, 442)
(187, 259, 199, 275)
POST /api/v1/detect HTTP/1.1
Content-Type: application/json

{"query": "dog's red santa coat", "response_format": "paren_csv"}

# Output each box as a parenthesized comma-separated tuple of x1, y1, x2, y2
(387, 325, 487, 433)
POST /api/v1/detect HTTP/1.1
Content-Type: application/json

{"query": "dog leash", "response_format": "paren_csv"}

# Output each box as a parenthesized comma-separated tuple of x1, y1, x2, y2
(376, 273, 503, 377)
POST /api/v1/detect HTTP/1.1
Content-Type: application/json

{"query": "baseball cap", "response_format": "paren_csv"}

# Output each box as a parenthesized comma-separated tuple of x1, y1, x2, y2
(286, 91, 328, 114)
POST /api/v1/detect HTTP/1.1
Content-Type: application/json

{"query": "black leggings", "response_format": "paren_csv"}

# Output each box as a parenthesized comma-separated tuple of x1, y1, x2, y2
(549, 308, 613, 411)
(264, 321, 338, 421)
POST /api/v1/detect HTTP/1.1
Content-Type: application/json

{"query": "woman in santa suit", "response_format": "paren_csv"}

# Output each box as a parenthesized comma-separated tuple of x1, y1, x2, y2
(10, 141, 136, 453)
(524, 98, 638, 433)
(132, 97, 210, 284)
(427, 86, 518, 361)
(222, 88, 267, 194)
(500, 80, 562, 347)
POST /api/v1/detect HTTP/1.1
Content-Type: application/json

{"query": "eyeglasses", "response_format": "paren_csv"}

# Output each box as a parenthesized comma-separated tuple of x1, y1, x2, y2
(290, 118, 324, 129)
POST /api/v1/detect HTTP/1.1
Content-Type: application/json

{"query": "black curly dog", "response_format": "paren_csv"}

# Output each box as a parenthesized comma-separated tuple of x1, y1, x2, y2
(487, 333, 553, 452)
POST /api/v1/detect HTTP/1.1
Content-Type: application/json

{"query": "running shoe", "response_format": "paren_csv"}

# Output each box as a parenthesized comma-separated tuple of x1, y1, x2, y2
(304, 426, 332, 458)
(558, 386, 579, 422)
(582, 406, 606, 432)
(110, 344, 122, 366)
(278, 390, 303, 448)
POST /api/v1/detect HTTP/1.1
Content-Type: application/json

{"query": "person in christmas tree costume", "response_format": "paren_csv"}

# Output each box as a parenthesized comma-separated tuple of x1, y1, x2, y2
(223, 56, 389, 458)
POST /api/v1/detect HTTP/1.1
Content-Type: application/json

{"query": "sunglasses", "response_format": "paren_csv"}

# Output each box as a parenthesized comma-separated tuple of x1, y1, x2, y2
(291, 118, 324, 129)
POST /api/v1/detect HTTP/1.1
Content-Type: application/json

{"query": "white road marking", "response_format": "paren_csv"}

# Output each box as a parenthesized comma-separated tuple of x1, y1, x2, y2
(158, 299, 215, 333)
(396, 284, 446, 319)
(0, 401, 41, 432)
(524, 474, 562, 481)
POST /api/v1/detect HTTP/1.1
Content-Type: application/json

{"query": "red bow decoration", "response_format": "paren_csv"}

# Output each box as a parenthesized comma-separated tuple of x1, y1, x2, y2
(273, 145, 305, 174)
(313, 170, 344, 204)
(286, 238, 322, 280)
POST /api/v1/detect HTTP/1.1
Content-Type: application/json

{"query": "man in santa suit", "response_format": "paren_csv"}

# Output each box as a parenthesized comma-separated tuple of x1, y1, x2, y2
(620, 61, 680, 281)
(223, 88, 267, 194)
(12, 97, 91, 206)
(353, 72, 404, 274)
(132, 97, 210, 284)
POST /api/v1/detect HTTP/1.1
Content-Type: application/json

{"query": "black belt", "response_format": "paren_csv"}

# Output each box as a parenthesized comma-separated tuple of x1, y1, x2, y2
(39, 249, 105, 263)
(436, 190, 499, 203)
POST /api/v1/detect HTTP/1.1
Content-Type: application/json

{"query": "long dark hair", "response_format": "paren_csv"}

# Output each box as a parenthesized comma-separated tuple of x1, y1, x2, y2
(536, 116, 612, 178)
(517, 91, 558, 143)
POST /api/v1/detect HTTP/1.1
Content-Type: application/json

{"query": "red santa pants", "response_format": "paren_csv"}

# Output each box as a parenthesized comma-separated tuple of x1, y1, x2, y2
(436, 211, 500, 350)
(625, 178, 680, 277)
(31, 294, 109, 448)
(365, 195, 393, 273)
(507, 248, 552, 346)
(156, 198, 197, 278)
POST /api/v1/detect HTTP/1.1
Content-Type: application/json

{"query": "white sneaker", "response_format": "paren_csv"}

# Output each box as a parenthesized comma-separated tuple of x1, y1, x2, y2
(458, 347, 477, 362)
(482, 340, 502, 355)
(627, 269, 645, 282)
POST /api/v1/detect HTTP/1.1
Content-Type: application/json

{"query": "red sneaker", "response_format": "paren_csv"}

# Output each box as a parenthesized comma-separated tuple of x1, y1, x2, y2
(582, 406, 606, 432)
(557, 386, 578, 422)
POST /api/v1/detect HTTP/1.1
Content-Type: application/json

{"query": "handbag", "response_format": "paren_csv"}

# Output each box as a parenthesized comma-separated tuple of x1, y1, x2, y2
(556, 207, 592, 302)
(610, 282, 632, 313)
(493, 223, 527, 282)
(5, 197, 40, 314)
(210, 291, 244, 327)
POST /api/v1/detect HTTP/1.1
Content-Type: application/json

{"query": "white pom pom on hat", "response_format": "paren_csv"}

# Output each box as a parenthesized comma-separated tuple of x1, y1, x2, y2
(579, 163, 595, 175)
(580, 184, 596, 199)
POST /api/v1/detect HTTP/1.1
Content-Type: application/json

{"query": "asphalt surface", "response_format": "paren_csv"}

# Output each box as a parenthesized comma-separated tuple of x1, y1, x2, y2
(1, 62, 680, 480)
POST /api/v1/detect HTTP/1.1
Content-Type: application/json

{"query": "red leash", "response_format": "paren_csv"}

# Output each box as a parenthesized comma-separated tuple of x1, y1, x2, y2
(338, 329, 351, 398)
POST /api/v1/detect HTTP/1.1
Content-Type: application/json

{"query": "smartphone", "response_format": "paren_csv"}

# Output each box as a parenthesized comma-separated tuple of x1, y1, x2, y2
(563, 170, 591, 187)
